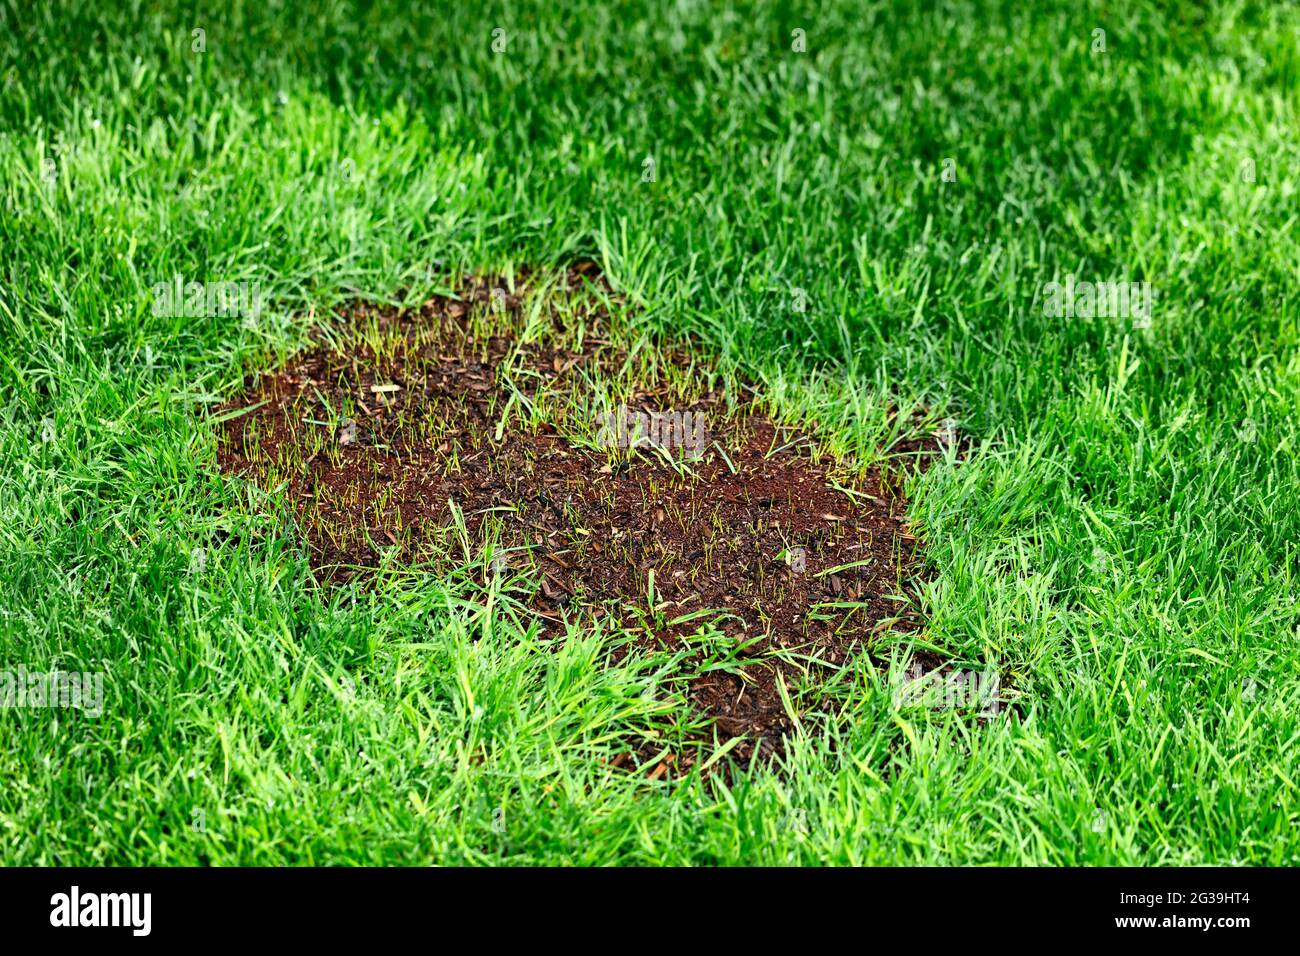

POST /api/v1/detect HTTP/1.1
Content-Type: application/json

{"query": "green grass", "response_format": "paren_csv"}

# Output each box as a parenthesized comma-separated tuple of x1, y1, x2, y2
(2, 0, 1299, 864)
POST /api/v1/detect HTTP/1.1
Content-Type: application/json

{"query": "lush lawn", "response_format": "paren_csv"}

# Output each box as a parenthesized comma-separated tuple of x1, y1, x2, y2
(2, 0, 1298, 865)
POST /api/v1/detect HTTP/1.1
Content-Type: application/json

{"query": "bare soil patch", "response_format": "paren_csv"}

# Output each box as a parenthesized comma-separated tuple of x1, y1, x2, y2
(216, 265, 937, 766)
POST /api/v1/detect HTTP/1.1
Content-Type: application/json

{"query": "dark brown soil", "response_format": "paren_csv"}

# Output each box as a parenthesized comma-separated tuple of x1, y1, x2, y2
(215, 265, 938, 769)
